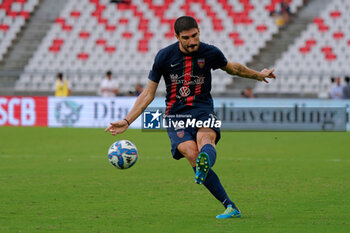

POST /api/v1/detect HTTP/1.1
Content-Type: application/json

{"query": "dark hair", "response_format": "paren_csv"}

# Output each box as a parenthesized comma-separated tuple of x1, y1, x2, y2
(330, 77, 335, 83)
(174, 16, 198, 35)
(345, 76, 350, 83)
(106, 70, 112, 76)
(57, 72, 63, 79)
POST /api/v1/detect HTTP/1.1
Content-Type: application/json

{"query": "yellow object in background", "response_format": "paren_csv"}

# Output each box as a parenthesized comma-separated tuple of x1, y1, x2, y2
(55, 79, 70, 97)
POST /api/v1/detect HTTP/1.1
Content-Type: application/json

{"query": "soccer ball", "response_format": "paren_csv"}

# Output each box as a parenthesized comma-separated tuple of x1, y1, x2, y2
(108, 140, 138, 169)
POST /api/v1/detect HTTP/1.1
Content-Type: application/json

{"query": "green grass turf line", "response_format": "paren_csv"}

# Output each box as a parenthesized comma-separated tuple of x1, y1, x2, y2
(0, 127, 349, 233)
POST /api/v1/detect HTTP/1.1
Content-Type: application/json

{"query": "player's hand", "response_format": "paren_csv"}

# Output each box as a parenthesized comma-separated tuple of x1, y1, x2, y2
(104, 120, 129, 136)
(259, 68, 276, 83)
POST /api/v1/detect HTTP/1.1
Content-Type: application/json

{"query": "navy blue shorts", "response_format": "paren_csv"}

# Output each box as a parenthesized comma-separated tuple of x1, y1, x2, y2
(166, 108, 221, 160)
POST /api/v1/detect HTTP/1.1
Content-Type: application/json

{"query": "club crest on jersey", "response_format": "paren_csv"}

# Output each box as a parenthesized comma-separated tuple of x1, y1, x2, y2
(176, 130, 185, 138)
(197, 58, 205, 69)
(179, 86, 190, 97)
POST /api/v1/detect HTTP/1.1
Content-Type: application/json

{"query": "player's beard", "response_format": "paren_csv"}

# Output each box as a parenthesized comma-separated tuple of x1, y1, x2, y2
(180, 41, 199, 54)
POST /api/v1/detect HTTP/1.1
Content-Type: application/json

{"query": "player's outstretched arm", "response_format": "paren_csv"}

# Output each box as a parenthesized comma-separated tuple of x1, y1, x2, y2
(104, 80, 158, 136)
(221, 61, 276, 83)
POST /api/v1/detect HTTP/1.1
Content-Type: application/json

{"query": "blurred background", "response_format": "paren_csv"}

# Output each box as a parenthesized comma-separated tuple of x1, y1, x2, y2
(0, 0, 349, 98)
(1, 2, 349, 231)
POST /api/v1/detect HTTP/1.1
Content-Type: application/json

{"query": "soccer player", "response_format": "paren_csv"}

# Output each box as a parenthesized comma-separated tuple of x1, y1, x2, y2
(105, 16, 276, 219)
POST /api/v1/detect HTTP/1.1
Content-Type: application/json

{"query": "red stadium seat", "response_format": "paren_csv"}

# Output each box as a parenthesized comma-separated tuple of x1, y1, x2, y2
(105, 25, 116, 32)
(164, 31, 174, 39)
(0, 0, 38, 64)
(299, 38, 317, 55)
(256, 24, 267, 33)
(234, 38, 245, 46)
(229, 32, 240, 39)
(321, 46, 333, 54)
(105, 46, 116, 53)
(218, 0, 253, 26)
(53, 38, 64, 45)
(0, 24, 10, 31)
(138, 19, 149, 31)
(144, 32, 153, 39)
(49, 38, 64, 53)
(330, 10, 341, 19)
(79, 31, 90, 39)
(313, 17, 323, 25)
(299, 46, 310, 54)
(98, 17, 108, 25)
(325, 53, 336, 61)
(122, 31, 133, 39)
(305, 39, 316, 46)
(55, 17, 65, 24)
(7, 11, 17, 17)
(77, 53, 89, 60)
(119, 18, 128, 24)
(62, 24, 72, 31)
(49, 45, 61, 53)
(138, 40, 148, 52)
(318, 25, 329, 32)
(19, 11, 30, 19)
(96, 38, 106, 45)
(70, 11, 81, 18)
(333, 31, 344, 40)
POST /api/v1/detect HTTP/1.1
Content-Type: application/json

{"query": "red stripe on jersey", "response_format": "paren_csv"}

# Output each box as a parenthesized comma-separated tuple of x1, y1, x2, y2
(186, 81, 202, 105)
(184, 56, 194, 106)
(167, 57, 192, 114)
(184, 56, 192, 84)
(186, 95, 194, 105)
(166, 81, 177, 114)
(194, 81, 202, 95)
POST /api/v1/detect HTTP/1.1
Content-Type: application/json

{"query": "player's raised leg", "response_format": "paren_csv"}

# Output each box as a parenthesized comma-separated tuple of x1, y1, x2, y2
(177, 136, 241, 218)
(196, 128, 241, 218)
(195, 128, 217, 184)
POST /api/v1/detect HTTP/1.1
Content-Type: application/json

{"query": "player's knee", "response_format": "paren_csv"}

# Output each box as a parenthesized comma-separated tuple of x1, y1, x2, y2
(178, 141, 199, 166)
(197, 128, 216, 149)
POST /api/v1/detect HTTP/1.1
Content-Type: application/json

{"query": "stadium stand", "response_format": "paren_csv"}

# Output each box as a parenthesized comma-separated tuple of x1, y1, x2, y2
(14, 0, 304, 95)
(0, 0, 38, 61)
(255, 0, 350, 98)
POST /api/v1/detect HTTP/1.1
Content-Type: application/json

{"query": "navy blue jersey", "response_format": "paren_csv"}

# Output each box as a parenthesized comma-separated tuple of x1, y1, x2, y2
(148, 42, 227, 114)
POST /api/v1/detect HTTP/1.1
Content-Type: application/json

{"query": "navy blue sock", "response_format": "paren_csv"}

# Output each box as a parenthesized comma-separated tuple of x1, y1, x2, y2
(200, 144, 216, 167)
(192, 167, 237, 209)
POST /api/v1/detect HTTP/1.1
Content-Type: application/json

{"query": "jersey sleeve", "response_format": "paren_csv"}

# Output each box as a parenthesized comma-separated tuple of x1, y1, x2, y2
(148, 50, 164, 83)
(211, 46, 228, 70)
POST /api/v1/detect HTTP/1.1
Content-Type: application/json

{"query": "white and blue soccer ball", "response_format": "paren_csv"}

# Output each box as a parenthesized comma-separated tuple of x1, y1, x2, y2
(108, 140, 138, 169)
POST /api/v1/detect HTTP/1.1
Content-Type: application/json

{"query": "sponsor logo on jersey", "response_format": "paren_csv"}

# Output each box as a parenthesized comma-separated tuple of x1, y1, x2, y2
(176, 130, 185, 138)
(197, 58, 205, 68)
(179, 86, 190, 97)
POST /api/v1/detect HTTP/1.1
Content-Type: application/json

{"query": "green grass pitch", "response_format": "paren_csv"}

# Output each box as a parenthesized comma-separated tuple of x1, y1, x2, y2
(0, 127, 349, 233)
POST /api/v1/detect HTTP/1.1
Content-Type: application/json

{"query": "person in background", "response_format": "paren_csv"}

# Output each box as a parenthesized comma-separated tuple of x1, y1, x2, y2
(240, 87, 255, 98)
(343, 76, 350, 99)
(110, 0, 130, 4)
(134, 83, 143, 96)
(270, 0, 291, 27)
(280, 0, 291, 25)
(329, 77, 343, 99)
(54, 72, 71, 97)
(99, 70, 119, 97)
(129, 83, 144, 96)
